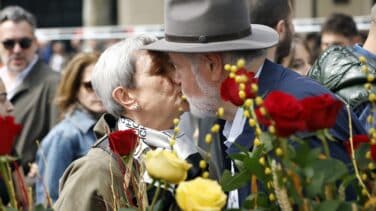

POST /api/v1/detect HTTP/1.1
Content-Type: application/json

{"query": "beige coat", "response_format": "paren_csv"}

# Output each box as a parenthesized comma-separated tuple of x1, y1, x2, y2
(54, 147, 126, 211)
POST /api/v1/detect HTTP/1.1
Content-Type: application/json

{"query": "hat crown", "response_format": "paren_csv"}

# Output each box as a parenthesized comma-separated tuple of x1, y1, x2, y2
(165, 0, 251, 42)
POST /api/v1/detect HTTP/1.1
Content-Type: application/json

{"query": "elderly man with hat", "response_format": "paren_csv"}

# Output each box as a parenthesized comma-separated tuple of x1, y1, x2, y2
(145, 0, 366, 208)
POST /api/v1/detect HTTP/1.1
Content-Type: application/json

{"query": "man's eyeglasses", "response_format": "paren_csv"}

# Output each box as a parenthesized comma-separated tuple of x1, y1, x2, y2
(2, 38, 33, 50)
(81, 81, 94, 92)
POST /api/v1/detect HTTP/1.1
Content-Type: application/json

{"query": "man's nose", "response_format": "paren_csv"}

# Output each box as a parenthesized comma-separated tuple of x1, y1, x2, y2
(12, 43, 22, 52)
(171, 69, 182, 85)
(6, 100, 14, 114)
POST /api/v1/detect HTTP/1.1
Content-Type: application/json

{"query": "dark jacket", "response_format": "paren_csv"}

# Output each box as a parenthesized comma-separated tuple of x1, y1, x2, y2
(308, 45, 376, 109)
(10, 59, 60, 172)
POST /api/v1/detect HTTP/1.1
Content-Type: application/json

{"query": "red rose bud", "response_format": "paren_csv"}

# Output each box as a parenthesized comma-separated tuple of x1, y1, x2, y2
(300, 94, 343, 131)
(220, 69, 258, 106)
(109, 129, 139, 156)
(256, 91, 306, 137)
(0, 116, 22, 155)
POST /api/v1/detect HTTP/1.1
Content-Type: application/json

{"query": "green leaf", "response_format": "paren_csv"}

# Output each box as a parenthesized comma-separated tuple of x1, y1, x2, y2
(337, 202, 356, 211)
(228, 152, 248, 161)
(338, 174, 357, 200)
(313, 200, 341, 211)
(311, 158, 348, 183)
(354, 144, 370, 170)
(242, 192, 269, 209)
(260, 132, 274, 152)
(293, 143, 321, 167)
(220, 170, 250, 192)
(306, 172, 325, 197)
(243, 157, 266, 181)
(232, 142, 251, 154)
(5, 208, 18, 211)
(119, 209, 137, 211)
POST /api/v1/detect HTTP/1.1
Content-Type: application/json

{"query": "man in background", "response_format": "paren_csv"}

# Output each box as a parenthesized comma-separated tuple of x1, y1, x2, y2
(320, 13, 361, 51)
(308, 5, 376, 130)
(0, 6, 59, 173)
(249, 0, 295, 63)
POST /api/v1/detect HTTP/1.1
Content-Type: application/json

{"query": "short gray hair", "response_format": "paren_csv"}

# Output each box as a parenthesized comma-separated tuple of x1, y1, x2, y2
(91, 34, 158, 117)
(0, 6, 37, 31)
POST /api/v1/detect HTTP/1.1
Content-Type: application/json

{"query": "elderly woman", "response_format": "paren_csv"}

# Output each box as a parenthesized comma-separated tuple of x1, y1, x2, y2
(53, 35, 201, 211)
(35, 53, 106, 205)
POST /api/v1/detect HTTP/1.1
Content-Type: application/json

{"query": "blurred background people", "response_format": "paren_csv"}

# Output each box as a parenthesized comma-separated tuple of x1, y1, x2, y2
(49, 40, 68, 72)
(0, 6, 60, 174)
(320, 13, 361, 51)
(35, 52, 105, 204)
(249, 0, 295, 64)
(281, 35, 312, 75)
(308, 4, 376, 130)
(305, 32, 322, 63)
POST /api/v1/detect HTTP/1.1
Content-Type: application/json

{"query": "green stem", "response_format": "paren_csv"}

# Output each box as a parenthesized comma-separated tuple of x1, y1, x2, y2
(0, 162, 17, 208)
(150, 180, 161, 211)
(319, 131, 330, 158)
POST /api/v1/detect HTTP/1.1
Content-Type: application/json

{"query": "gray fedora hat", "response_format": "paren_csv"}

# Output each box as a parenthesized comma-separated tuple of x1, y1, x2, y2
(144, 0, 279, 53)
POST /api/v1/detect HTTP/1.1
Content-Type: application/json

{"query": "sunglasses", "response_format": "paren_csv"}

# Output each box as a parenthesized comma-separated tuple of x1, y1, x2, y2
(2, 38, 33, 50)
(81, 81, 94, 92)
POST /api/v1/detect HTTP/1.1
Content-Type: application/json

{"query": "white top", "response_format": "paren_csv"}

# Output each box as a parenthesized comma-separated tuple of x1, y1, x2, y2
(0, 55, 38, 99)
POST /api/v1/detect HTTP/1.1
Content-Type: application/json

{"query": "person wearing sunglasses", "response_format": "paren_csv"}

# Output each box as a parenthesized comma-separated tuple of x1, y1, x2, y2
(35, 52, 105, 205)
(0, 6, 60, 175)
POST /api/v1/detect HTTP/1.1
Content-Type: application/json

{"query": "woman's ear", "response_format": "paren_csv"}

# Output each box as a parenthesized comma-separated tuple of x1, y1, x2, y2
(112, 86, 139, 111)
(203, 53, 224, 82)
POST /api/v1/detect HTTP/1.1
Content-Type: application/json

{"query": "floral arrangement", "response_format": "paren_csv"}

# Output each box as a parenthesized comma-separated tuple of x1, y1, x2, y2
(3, 57, 376, 211)
(216, 58, 376, 210)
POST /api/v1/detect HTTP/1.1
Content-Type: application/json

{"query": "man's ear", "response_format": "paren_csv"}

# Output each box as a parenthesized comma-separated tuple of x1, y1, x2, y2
(112, 86, 138, 111)
(203, 53, 224, 82)
(275, 19, 286, 39)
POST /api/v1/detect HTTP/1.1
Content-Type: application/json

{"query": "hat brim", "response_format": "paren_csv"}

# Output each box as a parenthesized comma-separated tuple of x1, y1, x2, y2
(143, 24, 279, 53)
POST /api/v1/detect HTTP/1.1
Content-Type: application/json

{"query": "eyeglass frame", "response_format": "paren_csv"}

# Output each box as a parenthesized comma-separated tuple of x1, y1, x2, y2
(1, 37, 34, 50)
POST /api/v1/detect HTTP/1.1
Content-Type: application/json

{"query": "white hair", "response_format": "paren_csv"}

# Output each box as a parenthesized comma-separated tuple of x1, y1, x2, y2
(91, 34, 158, 117)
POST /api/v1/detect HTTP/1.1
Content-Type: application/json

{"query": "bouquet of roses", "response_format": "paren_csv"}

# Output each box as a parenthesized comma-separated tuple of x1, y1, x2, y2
(218, 59, 376, 210)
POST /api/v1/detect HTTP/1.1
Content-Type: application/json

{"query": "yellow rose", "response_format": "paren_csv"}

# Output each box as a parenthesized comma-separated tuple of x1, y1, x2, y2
(176, 177, 227, 211)
(144, 149, 191, 184)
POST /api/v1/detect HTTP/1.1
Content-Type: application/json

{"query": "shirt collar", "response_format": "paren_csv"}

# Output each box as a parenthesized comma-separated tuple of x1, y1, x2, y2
(68, 108, 97, 133)
(16, 55, 39, 82)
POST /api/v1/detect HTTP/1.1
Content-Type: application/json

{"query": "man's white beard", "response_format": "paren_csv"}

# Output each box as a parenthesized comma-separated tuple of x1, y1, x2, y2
(187, 96, 218, 118)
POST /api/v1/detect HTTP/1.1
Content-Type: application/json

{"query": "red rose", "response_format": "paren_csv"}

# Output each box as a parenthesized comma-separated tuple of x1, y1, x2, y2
(109, 129, 139, 156)
(256, 91, 306, 137)
(220, 68, 258, 106)
(0, 116, 22, 155)
(344, 135, 376, 161)
(300, 94, 343, 131)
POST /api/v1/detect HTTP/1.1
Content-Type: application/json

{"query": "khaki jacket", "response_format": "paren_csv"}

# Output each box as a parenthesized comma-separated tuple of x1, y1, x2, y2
(10, 60, 60, 170)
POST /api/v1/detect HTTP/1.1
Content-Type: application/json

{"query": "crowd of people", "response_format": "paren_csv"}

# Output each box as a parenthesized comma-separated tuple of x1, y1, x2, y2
(1, 0, 376, 210)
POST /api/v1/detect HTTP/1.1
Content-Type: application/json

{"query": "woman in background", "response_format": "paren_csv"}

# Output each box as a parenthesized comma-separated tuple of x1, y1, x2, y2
(35, 53, 105, 205)
(282, 35, 312, 75)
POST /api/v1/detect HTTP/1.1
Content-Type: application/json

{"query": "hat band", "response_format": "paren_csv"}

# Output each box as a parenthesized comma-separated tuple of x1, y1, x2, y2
(165, 27, 251, 43)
